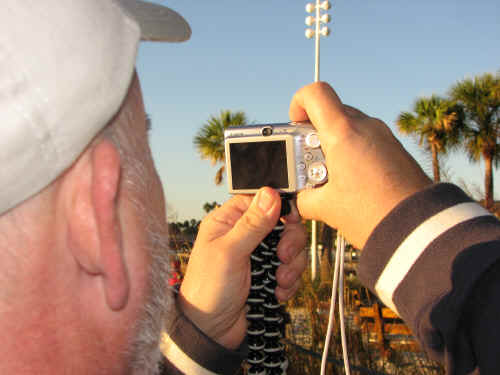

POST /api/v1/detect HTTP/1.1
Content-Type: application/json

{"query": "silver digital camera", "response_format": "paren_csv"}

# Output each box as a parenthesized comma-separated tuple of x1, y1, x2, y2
(224, 122, 327, 194)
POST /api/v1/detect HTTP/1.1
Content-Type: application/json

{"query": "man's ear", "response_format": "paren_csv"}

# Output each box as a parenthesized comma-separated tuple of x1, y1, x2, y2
(67, 139, 130, 311)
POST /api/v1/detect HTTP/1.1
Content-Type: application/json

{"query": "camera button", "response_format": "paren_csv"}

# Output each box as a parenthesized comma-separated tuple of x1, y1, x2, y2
(298, 162, 306, 171)
(308, 162, 328, 184)
(305, 132, 321, 148)
(304, 152, 314, 161)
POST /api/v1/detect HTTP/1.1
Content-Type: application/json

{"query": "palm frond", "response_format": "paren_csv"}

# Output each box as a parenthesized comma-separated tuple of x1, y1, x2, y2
(215, 165, 225, 186)
(194, 109, 249, 184)
(450, 72, 500, 164)
(396, 112, 418, 135)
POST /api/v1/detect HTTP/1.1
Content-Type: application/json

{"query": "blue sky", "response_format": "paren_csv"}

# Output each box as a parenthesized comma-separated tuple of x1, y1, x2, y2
(136, 1, 500, 221)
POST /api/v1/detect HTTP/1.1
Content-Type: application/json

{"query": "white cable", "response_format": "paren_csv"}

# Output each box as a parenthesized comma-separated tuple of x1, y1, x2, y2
(320, 233, 341, 375)
(338, 235, 351, 375)
(320, 233, 351, 375)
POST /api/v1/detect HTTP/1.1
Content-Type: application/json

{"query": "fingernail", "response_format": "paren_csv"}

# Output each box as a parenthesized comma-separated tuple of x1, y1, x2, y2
(258, 189, 274, 214)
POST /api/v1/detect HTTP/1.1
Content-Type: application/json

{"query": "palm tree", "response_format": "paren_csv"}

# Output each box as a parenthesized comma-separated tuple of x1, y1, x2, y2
(194, 110, 248, 185)
(202, 201, 220, 214)
(396, 96, 464, 182)
(450, 72, 500, 209)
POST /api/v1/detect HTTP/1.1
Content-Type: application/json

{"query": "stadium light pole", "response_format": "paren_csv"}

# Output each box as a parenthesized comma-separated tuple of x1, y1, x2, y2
(305, 0, 331, 82)
(305, 0, 331, 281)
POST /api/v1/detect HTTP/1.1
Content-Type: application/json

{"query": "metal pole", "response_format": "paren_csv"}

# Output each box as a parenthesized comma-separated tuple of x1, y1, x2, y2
(311, 0, 321, 281)
(305, 0, 330, 282)
(314, 0, 320, 82)
(311, 219, 318, 280)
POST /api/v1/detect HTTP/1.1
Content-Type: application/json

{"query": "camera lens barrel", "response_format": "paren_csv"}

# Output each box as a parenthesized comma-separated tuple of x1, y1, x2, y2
(261, 126, 273, 136)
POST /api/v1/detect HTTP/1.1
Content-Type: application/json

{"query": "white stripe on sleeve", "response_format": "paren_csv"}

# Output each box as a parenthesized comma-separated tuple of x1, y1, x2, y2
(160, 332, 219, 375)
(375, 202, 492, 315)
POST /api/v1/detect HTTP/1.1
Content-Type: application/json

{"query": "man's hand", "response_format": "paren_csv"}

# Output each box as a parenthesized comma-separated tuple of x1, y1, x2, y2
(289, 82, 432, 249)
(178, 187, 306, 349)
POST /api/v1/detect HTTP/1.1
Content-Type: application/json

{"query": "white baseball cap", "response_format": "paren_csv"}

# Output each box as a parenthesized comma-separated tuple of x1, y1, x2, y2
(0, 1, 191, 215)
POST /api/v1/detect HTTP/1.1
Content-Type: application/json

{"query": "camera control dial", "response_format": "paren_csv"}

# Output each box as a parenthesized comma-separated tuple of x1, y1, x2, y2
(308, 161, 328, 185)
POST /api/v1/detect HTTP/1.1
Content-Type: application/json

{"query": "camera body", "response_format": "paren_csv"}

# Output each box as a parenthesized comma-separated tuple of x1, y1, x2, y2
(224, 122, 327, 194)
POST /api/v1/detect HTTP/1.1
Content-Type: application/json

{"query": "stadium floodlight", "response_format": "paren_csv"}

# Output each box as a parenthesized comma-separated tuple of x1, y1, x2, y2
(304, 0, 331, 82)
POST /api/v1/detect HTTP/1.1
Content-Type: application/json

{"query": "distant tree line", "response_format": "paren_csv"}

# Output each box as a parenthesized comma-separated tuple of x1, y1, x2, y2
(168, 219, 200, 251)
(168, 201, 220, 251)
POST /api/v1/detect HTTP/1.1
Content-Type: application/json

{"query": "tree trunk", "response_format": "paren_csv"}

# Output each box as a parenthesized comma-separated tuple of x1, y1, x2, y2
(320, 249, 332, 286)
(431, 143, 440, 183)
(484, 155, 494, 210)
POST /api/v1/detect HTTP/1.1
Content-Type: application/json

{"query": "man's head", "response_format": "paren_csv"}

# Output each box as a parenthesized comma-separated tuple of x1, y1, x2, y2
(0, 1, 190, 373)
(0, 0, 190, 215)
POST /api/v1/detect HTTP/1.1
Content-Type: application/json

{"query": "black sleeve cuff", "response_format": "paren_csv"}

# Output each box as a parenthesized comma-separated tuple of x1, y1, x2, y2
(160, 301, 247, 374)
(358, 183, 500, 363)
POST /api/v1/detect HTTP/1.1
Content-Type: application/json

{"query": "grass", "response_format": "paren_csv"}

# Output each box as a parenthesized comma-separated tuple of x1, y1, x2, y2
(283, 266, 445, 375)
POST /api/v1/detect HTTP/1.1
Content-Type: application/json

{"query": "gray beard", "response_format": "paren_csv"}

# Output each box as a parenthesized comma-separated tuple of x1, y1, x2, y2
(128, 213, 175, 375)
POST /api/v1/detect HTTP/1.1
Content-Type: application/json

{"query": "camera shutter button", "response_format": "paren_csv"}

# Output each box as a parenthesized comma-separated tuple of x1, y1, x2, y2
(305, 132, 321, 148)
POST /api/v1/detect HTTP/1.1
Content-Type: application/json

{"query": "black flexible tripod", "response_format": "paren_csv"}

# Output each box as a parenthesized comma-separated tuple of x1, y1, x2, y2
(246, 194, 293, 375)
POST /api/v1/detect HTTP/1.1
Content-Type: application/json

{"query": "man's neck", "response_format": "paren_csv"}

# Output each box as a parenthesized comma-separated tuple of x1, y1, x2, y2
(0, 302, 77, 374)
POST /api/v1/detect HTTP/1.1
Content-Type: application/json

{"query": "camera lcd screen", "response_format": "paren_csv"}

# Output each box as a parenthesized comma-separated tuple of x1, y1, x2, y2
(229, 141, 289, 189)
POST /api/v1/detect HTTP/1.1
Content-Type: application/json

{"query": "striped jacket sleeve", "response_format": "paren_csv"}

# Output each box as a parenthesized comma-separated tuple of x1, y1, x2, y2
(160, 301, 247, 375)
(358, 183, 500, 374)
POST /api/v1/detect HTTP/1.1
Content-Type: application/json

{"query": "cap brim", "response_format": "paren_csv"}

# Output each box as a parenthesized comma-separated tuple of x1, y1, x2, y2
(117, 0, 191, 42)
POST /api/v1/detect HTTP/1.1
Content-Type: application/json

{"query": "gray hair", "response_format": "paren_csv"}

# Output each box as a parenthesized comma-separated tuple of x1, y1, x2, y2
(99, 77, 174, 375)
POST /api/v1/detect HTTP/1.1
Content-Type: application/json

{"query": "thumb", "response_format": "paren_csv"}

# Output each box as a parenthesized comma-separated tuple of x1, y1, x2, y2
(296, 187, 324, 222)
(225, 187, 281, 256)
